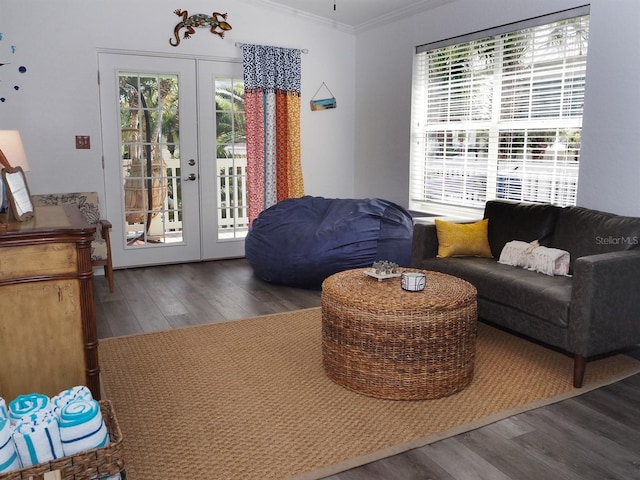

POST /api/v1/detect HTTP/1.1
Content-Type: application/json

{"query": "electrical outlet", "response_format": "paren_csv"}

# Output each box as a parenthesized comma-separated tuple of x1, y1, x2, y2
(75, 135, 90, 149)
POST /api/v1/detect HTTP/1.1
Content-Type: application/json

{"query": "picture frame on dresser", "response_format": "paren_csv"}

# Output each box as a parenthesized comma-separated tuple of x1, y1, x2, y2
(0, 166, 34, 221)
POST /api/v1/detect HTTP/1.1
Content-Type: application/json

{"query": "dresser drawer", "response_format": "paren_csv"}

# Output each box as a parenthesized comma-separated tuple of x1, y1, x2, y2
(0, 243, 77, 281)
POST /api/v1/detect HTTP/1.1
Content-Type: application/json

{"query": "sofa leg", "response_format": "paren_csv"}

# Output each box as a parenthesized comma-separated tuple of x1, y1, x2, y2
(573, 355, 587, 388)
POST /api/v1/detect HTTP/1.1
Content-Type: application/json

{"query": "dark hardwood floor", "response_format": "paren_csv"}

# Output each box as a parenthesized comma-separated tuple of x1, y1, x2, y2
(94, 258, 321, 338)
(94, 259, 640, 480)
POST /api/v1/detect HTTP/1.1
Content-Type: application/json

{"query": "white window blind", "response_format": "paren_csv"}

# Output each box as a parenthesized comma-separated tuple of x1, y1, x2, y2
(410, 7, 589, 216)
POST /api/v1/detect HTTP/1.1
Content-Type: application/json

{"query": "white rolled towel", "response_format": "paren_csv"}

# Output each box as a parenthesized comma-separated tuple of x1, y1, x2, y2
(59, 400, 121, 480)
(13, 409, 64, 467)
(0, 397, 8, 419)
(59, 399, 108, 456)
(9, 393, 51, 426)
(52, 386, 93, 414)
(0, 416, 21, 473)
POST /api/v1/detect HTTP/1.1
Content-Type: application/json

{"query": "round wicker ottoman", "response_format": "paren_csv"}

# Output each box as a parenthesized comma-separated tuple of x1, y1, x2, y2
(321, 268, 477, 400)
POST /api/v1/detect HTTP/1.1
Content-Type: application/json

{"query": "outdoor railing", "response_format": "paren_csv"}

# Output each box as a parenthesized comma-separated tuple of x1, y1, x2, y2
(124, 156, 248, 241)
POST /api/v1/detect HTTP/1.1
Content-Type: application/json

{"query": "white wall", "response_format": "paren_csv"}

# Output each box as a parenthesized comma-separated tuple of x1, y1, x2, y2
(578, 0, 640, 215)
(354, 0, 640, 216)
(3, 0, 640, 219)
(0, 0, 356, 204)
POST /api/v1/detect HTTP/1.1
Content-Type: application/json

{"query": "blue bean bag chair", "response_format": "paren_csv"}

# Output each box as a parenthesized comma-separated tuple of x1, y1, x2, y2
(245, 196, 414, 289)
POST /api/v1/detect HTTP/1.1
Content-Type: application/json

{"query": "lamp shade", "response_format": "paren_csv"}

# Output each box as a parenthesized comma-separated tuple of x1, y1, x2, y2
(0, 130, 29, 171)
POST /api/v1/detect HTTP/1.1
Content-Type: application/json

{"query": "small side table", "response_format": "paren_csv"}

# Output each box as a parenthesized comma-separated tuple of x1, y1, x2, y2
(321, 268, 477, 400)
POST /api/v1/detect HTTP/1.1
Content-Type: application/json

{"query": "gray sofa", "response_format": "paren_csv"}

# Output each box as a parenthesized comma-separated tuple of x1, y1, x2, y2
(411, 200, 640, 387)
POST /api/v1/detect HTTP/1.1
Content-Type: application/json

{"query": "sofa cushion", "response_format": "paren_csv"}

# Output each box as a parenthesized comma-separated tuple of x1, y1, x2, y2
(484, 200, 562, 258)
(418, 257, 573, 328)
(552, 206, 640, 272)
(434, 218, 493, 258)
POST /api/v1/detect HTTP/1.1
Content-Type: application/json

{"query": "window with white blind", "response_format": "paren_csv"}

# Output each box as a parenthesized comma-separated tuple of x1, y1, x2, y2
(409, 7, 589, 216)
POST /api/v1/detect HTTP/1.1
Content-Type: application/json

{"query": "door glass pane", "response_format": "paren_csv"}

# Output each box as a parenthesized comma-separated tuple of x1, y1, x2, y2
(215, 77, 247, 240)
(118, 72, 183, 247)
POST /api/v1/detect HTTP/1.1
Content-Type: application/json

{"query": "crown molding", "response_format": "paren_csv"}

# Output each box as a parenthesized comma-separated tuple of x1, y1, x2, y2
(355, 0, 456, 32)
(240, 0, 356, 34)
(239, 0, 457, 35)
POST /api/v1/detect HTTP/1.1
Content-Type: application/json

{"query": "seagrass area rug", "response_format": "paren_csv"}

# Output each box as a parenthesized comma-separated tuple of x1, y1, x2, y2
(99, 307, 640, 480)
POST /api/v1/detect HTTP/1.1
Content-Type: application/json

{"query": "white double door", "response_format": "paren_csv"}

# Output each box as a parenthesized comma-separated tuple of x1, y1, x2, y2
(99, 53, 246, 268)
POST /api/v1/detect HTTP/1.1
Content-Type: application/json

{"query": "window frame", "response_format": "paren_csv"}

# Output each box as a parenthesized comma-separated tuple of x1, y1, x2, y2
(409, 5, 590, 218)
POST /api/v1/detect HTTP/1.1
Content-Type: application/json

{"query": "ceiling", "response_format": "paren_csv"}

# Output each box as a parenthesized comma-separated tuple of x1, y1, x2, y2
(256, 0, 455, 30)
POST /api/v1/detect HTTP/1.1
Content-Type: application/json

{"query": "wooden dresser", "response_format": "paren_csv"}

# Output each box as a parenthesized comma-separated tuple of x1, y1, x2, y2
(0, 205, 101, 400)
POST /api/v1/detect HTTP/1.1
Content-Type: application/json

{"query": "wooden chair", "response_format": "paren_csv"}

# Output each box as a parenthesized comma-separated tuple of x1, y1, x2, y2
(30, 192, 114, 292)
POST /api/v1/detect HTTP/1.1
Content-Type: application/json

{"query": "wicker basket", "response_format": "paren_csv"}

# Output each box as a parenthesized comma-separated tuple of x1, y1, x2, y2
(322, 268, 478, 400)
(0, 400, 125, 480)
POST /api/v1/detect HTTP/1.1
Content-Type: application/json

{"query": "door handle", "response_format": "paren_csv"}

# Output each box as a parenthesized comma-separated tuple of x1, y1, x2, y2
(185, 173, 197, 181)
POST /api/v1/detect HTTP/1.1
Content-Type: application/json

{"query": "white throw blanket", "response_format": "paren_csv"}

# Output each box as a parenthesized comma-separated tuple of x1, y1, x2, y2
(0, 415, 21, 473)
(13, 410, 64, 467)
(526, 245, 571, 276)
(499, 240, 570, 277)
(498, 240, 539, 267)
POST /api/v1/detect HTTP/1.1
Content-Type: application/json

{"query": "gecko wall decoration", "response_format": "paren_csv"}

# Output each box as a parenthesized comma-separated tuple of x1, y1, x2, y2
(169, 9, 232, 47)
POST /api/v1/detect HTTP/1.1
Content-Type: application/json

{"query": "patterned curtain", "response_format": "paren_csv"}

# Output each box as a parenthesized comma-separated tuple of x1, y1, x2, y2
(242, 44, 305, 224)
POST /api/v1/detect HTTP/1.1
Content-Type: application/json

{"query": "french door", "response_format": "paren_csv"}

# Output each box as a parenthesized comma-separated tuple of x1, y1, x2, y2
(98, 53, 247, 268)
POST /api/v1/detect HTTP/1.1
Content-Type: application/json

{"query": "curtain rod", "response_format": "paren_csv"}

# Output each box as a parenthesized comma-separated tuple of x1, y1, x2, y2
(235, 42, 309, 54)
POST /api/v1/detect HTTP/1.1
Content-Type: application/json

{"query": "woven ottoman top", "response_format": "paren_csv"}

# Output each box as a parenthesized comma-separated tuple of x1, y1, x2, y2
(321, 268, 477, 315)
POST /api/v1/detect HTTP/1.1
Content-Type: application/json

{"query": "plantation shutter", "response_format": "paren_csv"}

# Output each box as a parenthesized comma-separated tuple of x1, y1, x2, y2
(410, 6, 589, 216)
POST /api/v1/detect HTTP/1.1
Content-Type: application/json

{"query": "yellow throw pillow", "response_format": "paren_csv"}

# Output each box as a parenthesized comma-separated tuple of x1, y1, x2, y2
(435, 218, 493, 258)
